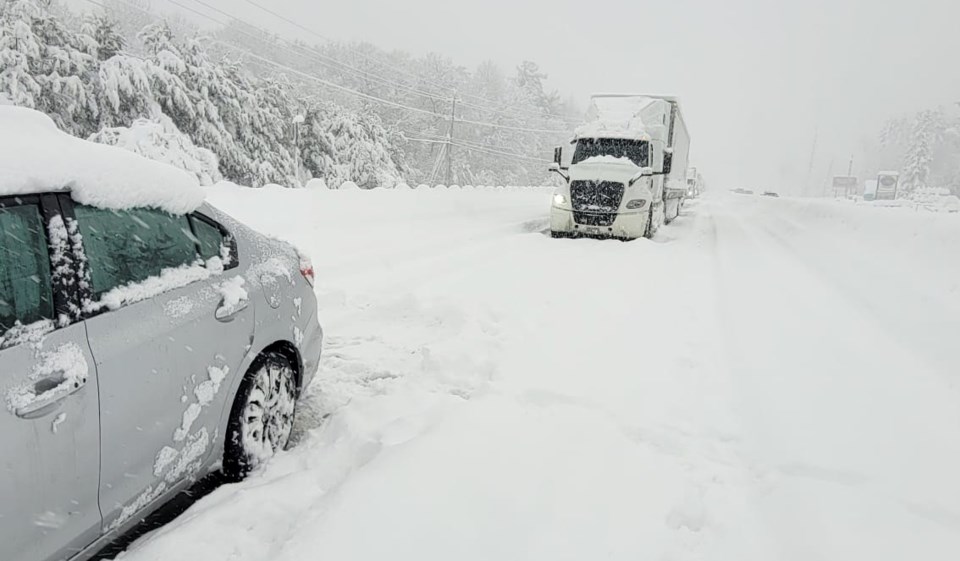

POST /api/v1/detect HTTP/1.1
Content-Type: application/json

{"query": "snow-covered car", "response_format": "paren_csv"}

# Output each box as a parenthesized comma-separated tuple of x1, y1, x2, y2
(0, 107, 323, 561)
(762, 191, 780, 197)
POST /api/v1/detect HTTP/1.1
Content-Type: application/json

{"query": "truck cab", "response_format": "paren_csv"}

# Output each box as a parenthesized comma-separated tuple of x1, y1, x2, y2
(549, 95, 689, 240)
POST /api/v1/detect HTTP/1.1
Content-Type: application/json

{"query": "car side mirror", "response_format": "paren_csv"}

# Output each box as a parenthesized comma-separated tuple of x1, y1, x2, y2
(553, 146, 563, 166)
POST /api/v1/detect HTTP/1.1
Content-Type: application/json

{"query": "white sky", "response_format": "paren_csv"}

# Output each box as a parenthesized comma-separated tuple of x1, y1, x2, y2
(89, 0, 960, 192)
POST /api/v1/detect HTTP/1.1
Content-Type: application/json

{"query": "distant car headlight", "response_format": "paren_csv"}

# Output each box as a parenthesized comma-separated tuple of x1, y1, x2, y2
(626, 199, 647, 210)
(553, 194, 566, 205)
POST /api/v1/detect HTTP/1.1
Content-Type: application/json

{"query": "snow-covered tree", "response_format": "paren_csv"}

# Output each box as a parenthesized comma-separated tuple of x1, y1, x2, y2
(89, 117, 222, 185)
(0, 0, 99, 136)
(2, 0, 568, 188)
(299, 102, 403, 189)
(89, 13, 124, 61)
(901, 109, 944, 194)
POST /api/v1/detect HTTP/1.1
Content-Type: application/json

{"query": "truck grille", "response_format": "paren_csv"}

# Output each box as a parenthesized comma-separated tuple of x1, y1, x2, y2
(570, 180, 624, 227)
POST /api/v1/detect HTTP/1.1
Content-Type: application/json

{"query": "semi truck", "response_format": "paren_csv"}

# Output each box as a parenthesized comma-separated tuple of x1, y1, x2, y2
(549, 94, 690, 240)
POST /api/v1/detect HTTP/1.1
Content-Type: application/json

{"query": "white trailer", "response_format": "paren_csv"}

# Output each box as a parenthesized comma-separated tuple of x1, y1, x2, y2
(549, 94, 691, 240)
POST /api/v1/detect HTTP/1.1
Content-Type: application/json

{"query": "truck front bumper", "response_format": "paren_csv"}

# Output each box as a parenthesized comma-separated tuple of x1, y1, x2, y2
(550, 207, 648, 240)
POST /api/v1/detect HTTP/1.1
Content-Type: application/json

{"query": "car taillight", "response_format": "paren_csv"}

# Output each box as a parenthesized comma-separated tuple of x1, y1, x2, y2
(299, 255, 315, 287)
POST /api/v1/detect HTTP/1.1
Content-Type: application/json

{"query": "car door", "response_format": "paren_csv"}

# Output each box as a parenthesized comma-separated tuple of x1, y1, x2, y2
(0, 194, 101, 561)
(63, 199, 254, 532)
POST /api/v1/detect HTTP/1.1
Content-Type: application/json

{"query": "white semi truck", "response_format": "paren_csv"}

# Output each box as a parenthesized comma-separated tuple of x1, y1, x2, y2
(549, 94, 690, 240)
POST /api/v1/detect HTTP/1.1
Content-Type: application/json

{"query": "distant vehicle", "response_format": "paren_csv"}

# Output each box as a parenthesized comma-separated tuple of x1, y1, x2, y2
(548, 94, 691, 240)
(762, 191, 780, 198)
(686, 166, 704, 198)
(731, 188, 754, 195)
(0, 107, 323, 561)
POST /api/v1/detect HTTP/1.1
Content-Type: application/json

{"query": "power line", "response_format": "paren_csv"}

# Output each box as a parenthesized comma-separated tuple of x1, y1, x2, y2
(182, 0, 579, 126)
(181, 0, 458, 107)
(222, 43, 569, 134)
(88, 0, 577, 127)
(158, 0, 569, 133)
(405, 137, 550, 164)
(86, 0, 569, 136)
(238, 0, 579, 124)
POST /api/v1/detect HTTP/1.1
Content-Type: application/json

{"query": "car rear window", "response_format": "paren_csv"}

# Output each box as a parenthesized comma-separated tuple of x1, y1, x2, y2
(0, 204, 54, 334)
(73, 205, 199, 299)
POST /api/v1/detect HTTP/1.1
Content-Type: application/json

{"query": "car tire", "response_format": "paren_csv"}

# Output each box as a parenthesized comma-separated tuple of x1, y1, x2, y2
(223, 352, 298, 482)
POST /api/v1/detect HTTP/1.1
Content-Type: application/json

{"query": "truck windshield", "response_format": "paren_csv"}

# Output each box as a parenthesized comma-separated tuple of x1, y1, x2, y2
(572, 138, 649, 167)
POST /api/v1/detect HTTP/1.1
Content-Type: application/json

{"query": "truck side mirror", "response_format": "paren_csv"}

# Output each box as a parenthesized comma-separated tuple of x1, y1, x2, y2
(628, 167, 655, 187)
(553, 146, 563, 166)
(548, 162, 569, 182)
(663, 152, 673, 175)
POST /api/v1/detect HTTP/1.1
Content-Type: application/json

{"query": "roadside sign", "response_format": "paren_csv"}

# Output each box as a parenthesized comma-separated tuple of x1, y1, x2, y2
(876, 173, 899, 200)
(832, 176, 858, 198)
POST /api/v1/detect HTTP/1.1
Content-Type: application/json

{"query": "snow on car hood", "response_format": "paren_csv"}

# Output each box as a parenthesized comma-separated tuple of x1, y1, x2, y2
(0, 106, 204, 214)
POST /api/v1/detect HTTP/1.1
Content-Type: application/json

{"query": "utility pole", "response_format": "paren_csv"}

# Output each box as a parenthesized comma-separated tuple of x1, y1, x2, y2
(445, 94, 457, 186)
(804, 126, 818, 197)
(847, 154, 854, 177)
(292, 114, 304, 185)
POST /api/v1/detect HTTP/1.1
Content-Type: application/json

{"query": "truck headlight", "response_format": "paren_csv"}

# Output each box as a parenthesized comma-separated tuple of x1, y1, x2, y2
(553, 194, 566, 205)
(626, 199, 647, 209)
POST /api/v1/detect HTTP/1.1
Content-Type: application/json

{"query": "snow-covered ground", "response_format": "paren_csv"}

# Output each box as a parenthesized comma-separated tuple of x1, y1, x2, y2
(113, 187, 960, 561)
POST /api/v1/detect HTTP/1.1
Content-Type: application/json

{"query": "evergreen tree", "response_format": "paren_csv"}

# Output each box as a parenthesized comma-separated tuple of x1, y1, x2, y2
(0, 0, 99, 136)
(90, 14, 124, 61)
(902, 109, 943, 194)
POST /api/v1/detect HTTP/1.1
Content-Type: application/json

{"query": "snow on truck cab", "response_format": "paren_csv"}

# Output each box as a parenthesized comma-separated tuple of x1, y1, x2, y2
(549, 94, 690, 240)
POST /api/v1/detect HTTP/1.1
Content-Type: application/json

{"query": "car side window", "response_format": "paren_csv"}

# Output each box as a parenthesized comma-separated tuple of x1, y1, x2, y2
(73, 205, 199, 299)
(190, 215, 225, 261)
(0, 203, 55, 340)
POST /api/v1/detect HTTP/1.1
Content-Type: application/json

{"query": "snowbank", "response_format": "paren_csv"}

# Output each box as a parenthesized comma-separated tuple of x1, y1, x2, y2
(0, 106, 204, 214)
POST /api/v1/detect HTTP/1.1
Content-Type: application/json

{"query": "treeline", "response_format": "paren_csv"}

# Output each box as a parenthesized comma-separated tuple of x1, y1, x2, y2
(0, 0, 577, 188)
(876, 106, 960, 196)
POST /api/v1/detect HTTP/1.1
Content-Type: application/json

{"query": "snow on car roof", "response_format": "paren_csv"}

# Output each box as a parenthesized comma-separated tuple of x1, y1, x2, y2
(0, 106, 205, 214)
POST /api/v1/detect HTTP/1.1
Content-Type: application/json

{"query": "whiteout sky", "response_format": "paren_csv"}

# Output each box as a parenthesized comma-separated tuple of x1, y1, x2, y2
(88, 0, 960, 192)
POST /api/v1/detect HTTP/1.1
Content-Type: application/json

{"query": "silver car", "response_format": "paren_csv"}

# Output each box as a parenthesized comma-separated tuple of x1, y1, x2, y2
(0, 193, 322, 561)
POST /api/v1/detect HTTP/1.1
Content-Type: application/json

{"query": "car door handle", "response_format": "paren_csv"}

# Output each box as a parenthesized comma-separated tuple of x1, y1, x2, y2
(15, 373, 86, 420)
(215, 297, 249, 322)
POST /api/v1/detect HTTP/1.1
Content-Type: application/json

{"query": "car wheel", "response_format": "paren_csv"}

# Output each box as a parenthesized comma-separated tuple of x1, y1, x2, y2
(223, 352, 298, 481)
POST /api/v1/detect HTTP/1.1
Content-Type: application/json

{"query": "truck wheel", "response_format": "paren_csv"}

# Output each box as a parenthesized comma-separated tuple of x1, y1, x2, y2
(223, 352, 298, 481)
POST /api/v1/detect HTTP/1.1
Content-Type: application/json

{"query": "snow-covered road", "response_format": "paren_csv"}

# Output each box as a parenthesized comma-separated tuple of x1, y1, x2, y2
(115, 186, 960, 560)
